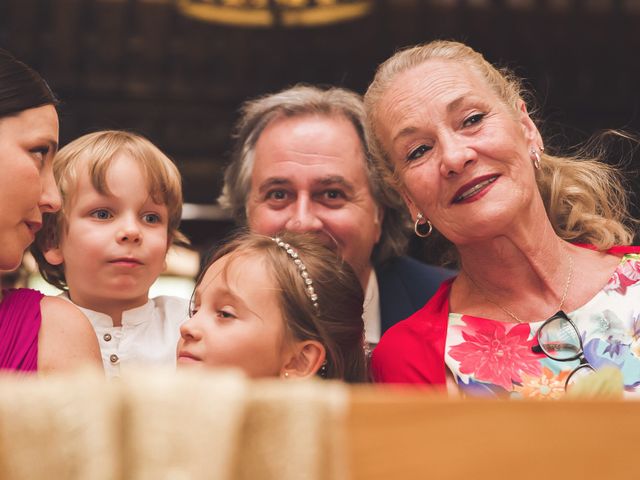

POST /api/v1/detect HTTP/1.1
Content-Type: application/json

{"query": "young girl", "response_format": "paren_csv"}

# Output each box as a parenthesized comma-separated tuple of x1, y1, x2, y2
(178, 231, 367, 382)
(33, 130, 188, 377)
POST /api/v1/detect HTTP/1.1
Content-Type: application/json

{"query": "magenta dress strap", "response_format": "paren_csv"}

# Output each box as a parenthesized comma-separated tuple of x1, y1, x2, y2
(0, 288, 44, 372)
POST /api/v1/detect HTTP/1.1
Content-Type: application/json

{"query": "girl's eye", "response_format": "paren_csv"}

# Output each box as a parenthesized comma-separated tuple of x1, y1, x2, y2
(463, 113, 485, 128)
(407, 144, 431, 162)
(143, 213, 161, 224)
(217, 309, 236, 320)
(189, 292, 200, 317)
(91, 209, 112, 220)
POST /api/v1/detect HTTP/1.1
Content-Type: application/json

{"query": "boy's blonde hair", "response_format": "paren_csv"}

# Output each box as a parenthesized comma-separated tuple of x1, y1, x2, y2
(33, 130, 186, 290)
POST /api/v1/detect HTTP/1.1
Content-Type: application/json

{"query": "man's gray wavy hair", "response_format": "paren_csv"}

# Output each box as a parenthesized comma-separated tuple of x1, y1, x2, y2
(218, 84, 410, 265)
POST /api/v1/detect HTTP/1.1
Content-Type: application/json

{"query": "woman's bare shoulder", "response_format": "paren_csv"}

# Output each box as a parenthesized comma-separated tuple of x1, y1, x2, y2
(38, 296, 103, 374)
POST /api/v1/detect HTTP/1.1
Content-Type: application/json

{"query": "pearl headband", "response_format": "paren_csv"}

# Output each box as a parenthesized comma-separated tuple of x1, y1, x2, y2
(272, 237, 319, 310)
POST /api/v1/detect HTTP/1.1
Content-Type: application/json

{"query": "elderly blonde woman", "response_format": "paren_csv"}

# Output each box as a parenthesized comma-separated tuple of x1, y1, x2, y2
(364, 40, 639, 398)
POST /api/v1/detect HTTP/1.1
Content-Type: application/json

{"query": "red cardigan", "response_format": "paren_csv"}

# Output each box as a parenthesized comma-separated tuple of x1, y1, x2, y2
(371, 245, 640, 384)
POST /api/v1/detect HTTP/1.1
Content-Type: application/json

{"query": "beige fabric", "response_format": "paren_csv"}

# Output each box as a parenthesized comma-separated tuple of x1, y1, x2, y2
(0, 371, 120, 479)
(0, 370, 349, 480)
(120, 369, 248, 480)
(234, 379, 349, 480)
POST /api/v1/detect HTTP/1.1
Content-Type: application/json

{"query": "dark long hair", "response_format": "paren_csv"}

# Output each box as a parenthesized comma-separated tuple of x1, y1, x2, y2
(0, 49, 58, 117)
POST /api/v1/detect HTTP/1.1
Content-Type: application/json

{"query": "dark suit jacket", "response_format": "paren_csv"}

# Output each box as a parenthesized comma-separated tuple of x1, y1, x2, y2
(375, 256, 456, 335)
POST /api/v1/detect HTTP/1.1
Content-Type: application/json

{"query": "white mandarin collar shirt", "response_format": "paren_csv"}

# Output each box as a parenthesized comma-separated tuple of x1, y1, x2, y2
(61, 293, 188, 378)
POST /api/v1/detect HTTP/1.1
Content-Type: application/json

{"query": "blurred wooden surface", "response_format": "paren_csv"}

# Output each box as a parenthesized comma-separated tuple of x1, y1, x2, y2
(348, 386, 638, 480)
(0, 372, 638, 479)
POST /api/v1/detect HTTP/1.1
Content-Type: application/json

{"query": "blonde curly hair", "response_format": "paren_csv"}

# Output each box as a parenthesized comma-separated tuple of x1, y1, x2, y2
(364, 40, 635, 250)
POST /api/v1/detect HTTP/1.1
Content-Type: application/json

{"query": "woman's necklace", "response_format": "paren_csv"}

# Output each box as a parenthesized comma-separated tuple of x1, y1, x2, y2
(465, 254, 574, 323)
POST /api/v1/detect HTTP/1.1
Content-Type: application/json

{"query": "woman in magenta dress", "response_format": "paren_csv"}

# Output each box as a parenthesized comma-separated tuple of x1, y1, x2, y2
(0, 49, 101, 373)
(364, 40, 640, 397)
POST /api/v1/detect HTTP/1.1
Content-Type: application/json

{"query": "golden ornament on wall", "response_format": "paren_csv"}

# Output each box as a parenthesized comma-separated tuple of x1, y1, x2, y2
(177, 0, 373, 27)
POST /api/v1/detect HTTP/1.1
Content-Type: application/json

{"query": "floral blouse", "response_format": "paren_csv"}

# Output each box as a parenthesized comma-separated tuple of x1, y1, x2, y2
(444, 253, 640, 399)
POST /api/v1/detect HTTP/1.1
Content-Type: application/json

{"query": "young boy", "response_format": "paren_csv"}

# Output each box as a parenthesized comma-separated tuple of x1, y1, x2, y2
(33, 130, 189, 378)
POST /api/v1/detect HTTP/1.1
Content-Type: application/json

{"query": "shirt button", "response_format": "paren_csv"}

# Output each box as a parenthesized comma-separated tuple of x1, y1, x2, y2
(104, 333, 112, 342)
(110, 354, 119, 364)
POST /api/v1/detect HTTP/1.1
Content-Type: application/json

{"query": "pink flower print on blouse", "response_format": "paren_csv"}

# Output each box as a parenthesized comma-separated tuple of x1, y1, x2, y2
(605, 258, 640, 294)
(449, 317, 543, 390)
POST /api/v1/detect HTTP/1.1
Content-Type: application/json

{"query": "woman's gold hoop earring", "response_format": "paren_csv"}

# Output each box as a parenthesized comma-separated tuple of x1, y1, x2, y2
(531, 148, 542, 170)
(414, 213, 433, 238)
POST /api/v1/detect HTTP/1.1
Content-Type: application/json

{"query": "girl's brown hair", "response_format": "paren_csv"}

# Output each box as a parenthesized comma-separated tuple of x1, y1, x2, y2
(198, 230, 367, 383)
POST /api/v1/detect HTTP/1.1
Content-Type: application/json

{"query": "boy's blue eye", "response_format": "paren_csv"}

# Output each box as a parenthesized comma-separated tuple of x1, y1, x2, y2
(91, 209, 112, 220)
(143, 213, 161, 224)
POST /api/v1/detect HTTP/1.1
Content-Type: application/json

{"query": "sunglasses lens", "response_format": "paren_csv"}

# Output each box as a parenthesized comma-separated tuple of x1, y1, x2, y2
(538, 315, 581, 360)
